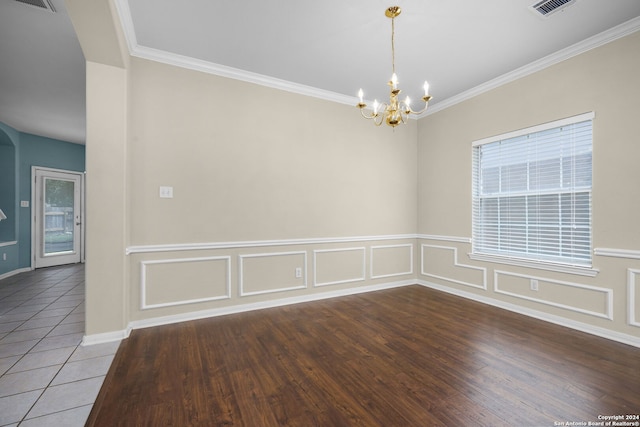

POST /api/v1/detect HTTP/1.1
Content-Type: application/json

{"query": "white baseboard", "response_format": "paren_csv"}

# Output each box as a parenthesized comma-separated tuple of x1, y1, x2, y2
(0, 267, 32, 281)
(417, 279, 640, 349)
(128, 279, 414, 332)
(82, 278, 639, 349)
(82, 327, 131, 346)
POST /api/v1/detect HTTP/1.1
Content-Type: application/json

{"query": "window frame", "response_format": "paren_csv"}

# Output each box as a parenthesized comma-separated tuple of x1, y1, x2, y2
(470, 112, 598, 277)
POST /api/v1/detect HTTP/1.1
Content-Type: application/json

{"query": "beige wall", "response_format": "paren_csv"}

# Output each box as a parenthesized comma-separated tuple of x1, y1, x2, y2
(84, 61, 129, 336)
(127, 57, 417, 244)
(417, 31, 640, 341)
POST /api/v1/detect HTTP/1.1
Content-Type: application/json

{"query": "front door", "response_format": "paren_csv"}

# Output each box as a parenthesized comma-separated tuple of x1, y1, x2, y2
(33, 168, 83, 268)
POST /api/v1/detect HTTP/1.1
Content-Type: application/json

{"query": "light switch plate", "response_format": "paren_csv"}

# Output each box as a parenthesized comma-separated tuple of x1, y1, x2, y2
(159, 186, 173, 198)
(20, 201, 29, 207)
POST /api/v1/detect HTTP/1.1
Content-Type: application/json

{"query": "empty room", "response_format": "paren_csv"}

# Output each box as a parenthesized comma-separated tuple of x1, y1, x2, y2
(1, 0, 639, 425)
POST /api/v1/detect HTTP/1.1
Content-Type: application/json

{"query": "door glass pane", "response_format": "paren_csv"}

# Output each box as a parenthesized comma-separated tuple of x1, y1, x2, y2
(44, 178, 75, 255)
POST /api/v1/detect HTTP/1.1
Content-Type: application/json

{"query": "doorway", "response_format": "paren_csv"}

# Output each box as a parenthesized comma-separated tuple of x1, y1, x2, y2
(32, 167, 84, 268)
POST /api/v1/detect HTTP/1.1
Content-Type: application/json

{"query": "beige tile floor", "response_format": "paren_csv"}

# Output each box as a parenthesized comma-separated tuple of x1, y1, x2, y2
(0, 264, 119, 426)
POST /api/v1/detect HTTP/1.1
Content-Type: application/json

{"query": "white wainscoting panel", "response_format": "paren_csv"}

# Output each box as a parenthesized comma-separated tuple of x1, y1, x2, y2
(239, 251, 307, 297)
(140, 256, 231, 310)
(370, 244, 413, 279)
(313, 247, 366, 287)
(494, 270, 613, 320)
(628, 269, 640, 328)
(420, 244, 487, 290)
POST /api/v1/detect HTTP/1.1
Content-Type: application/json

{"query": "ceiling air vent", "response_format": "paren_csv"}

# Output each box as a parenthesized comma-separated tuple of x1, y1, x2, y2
(14, 0, 56, 13)
(530, 0, 577, 17)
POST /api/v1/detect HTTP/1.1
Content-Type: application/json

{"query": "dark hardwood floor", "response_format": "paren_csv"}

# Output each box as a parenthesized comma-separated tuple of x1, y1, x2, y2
(86, 285, 640, 426)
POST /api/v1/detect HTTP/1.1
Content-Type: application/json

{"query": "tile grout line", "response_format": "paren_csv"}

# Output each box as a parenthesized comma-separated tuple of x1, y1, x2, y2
(0, 265, 90, 426)
(0, 288, 84, 377)
(18, 341, 83, 425)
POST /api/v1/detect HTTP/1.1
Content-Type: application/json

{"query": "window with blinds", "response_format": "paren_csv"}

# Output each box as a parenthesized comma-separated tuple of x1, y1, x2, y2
(472, 112, 593, 267)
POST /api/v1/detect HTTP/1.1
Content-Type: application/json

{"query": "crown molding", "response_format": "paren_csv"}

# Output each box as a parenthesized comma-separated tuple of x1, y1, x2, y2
(113, 0, 137, 54)
(112, 0, 354, 107)
(132, 45, 356, 106)
(114, 0, 640, 117)
(419, 16, 640, 117)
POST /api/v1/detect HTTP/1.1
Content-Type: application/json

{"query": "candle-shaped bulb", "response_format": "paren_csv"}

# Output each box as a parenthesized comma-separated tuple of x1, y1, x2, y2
(358, 88, 364, 103)
(391, 73, 398, 89)
(423, 81, 430, 96)
(373, 99, 379, 114)
(405, 96, 411, 110)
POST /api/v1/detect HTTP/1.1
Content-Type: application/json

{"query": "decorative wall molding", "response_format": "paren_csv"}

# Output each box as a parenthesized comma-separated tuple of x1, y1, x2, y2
(468, 252, 599, 277)
(370, 244, 414, 279)
(420, 244, 487, 290)
(140, 256, 231, 310)
(126, 234, 416, 255)
(628, 269, 640, 328)
(594, 247, 640, 260)
(417, 279, 639, 349)
(313, 247, 366, 287)
(494, 270, 613, 320)
(239, 251, 308, 297)
(417, 234, 472, 244)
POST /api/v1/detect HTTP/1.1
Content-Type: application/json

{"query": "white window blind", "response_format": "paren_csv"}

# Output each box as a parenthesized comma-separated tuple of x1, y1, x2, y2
(472, 113, 593, 267)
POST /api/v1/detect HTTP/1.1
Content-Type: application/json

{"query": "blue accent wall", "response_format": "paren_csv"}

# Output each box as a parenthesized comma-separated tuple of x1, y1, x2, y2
(0, 145, 16, 241)
(0, 123, 18, 246)
(0, 122, 85, 277)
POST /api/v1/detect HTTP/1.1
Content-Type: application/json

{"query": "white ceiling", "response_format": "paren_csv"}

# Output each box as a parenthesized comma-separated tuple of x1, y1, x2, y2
(0, 0, 85, 144)
(1, 0, 640, 145)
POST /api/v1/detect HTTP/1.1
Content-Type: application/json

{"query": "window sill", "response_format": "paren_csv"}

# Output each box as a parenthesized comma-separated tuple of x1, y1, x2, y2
(467, 252, 599, 277)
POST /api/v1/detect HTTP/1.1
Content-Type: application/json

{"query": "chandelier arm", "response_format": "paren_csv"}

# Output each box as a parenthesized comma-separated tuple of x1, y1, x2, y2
(402, 96, 432, 115)
(359, 108, 377, 120)
(406, 101, 431, 115)
(377, 101, 390, 112)
(359, 100, 390, 122)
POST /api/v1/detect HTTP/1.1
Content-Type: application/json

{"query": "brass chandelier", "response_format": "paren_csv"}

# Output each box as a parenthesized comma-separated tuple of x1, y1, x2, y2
(357, 6, 431, 128)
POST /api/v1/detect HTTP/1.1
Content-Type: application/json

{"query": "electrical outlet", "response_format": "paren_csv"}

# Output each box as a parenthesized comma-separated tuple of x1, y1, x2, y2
(159, 186, 174, 198)
(530, 279, 539, 291)
(295, 267, 302, 278)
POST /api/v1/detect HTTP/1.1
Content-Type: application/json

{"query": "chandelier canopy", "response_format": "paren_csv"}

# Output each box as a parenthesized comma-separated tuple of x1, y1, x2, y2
(357, 6, 432, 128)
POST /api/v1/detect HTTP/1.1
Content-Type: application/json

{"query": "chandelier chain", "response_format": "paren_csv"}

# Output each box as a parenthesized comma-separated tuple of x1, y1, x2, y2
(391, 16, 396, 75)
